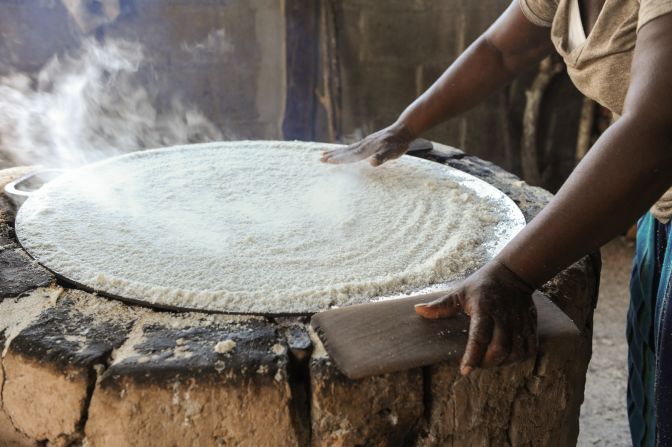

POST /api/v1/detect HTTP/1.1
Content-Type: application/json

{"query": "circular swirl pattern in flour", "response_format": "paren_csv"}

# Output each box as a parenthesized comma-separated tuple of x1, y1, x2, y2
(15, 141, 525, 314)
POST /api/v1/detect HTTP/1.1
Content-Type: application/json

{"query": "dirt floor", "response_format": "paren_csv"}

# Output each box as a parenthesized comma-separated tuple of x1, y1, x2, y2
(577, 237, 634, 446)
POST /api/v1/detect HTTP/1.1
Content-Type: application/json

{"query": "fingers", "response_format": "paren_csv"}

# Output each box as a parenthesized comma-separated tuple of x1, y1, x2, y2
(320, 135, 409, 166)
(525, 308, 538, 359)
(414, 294, 461, 319)
(481, 320, 511, 368)
(504, 308, 537, 365)
(320, 141, 370, 164)
(526, 331, 538, 358)
(460, 313, 494, 375)
(460, 306, 536, 374)
(507, 333, 526, 363)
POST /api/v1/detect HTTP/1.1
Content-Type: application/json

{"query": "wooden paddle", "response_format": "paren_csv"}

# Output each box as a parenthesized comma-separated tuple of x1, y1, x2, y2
(310, 290, 578, 379)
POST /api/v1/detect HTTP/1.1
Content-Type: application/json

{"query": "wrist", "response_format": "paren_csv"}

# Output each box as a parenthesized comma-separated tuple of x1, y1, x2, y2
(486, 258, 537, 294)
(390, 119, 419, 141)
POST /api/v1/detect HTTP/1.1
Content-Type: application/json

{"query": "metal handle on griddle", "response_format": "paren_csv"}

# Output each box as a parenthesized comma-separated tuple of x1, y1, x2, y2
(407, 138, 433, 154)
(4, 169, 66, 207)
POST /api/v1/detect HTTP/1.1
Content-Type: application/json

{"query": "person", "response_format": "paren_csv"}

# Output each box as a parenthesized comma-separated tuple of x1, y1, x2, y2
(321, 0, 672, 445)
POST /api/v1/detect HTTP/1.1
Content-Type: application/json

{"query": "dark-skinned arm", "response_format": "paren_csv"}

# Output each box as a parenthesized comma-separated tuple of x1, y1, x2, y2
(498, 15, 672, 287)
(321, 1, 553, 165)
(417, 13, 672, 375)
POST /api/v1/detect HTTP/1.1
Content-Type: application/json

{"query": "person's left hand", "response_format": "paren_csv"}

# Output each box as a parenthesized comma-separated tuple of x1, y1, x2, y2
(414, 259, 538, 375)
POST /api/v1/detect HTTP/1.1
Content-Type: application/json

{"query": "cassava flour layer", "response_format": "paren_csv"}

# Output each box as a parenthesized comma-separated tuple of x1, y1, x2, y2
(15, 141, 525, 314)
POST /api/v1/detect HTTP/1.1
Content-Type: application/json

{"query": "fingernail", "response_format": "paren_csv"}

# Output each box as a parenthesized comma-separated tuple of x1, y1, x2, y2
(460, 365, 473, 376)
(414, 303, 428, 308)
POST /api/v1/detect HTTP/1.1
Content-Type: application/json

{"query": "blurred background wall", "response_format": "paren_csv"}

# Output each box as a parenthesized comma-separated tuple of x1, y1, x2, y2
(0, 0, 594, 192)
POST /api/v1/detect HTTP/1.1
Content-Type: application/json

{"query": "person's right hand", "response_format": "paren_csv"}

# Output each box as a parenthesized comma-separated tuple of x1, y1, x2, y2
(414, 259, 538, 375)
(320, 122, 416, 166)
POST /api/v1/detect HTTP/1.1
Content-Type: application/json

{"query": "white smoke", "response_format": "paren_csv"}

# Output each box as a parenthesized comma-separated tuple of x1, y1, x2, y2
(181, 28, 233, 64)
(0, 38, 224, 168)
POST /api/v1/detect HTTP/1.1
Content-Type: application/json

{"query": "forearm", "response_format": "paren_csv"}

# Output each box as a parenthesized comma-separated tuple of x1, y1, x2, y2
(397, 2, 552, 136)
(498, 10, 672, 288)
(498, 115, 672, 288)
(397, 38, 517, 135)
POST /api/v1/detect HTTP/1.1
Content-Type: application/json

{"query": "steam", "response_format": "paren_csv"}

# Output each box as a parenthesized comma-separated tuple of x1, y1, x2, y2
(0, 38, 224, 168)
(181, 29, 234, 64)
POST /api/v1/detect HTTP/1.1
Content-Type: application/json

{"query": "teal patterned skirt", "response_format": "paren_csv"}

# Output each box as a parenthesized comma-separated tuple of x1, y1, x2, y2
(628, 212, 672, 446)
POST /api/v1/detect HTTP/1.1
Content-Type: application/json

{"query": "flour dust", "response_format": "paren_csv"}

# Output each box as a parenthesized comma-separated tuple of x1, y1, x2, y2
(0, 38, 224, 169)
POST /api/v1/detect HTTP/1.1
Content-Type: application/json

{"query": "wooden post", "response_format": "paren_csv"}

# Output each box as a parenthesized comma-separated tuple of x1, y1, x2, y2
(282, 0, 320, 141)
(316, 0, 343, 143)
(521, 56, 564, 186)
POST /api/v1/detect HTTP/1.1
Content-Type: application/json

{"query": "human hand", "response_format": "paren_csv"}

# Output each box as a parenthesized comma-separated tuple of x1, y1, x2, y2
(320, 122, 415, 166)
(414, 259, 538, 375)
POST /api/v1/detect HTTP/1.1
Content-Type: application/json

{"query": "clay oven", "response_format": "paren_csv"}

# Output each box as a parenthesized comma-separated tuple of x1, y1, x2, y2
(0, 143, 599, 446)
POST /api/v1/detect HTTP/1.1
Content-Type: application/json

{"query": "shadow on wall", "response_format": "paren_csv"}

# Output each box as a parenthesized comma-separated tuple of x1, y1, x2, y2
(0, 0, 590, 191)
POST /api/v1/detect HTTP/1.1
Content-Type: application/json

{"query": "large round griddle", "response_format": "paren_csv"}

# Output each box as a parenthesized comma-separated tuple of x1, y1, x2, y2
(14, 141, 525, 315)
